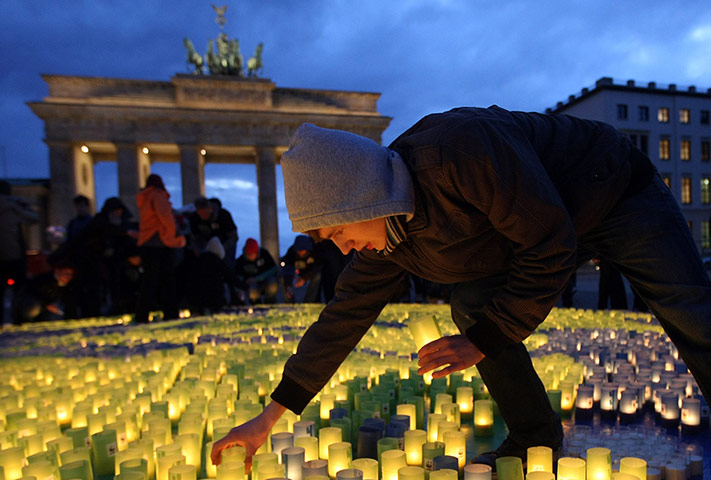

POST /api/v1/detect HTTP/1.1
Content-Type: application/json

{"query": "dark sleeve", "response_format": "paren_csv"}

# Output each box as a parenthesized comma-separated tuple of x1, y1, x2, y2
(271, 251, 406, 413)
(444, 122, 577, 358)
(217, 210, 237, 242)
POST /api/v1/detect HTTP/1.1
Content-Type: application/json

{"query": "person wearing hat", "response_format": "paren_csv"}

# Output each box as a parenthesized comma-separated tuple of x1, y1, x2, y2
(234, 238, 279, 305)
(189, 196, 238, 268)
(279, 234, 322, 303)
(212, 106, 711, 469)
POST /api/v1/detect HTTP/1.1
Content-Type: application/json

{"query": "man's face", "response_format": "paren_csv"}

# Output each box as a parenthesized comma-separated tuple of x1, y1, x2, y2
(196, 206, 212, 220)
(245, 251, 258, 262)
(317, 217, 387, 255)
(54, 267, 75, 287)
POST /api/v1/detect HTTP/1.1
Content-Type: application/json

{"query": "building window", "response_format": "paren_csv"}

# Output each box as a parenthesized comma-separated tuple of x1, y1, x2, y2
(658, 107, 670, 123)
(662, 175, 671, 189)
(702, 110, 710, 125)
(703, 222, 711, 249)
(702, 140, 710, 162)
(660, 137, 671, 160)
(702, 177, 711, 204)
(639, 106, 649, 122)
(681, 138, 691, 161)
(681, 176, 692, 204)
(617, 104, 628, 120)
(680, 108, 690, 124)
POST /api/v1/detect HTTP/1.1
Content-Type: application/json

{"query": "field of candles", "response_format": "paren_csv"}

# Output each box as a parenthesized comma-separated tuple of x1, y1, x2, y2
(0, 305, 708, 480)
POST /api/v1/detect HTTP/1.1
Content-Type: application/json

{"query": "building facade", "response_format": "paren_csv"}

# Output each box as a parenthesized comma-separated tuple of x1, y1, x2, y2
(28, 74, 391, 260)
(548, 77, 711, 254)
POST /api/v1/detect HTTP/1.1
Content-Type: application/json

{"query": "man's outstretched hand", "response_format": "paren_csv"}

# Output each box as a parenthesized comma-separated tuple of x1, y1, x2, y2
(416, 335, 484, 378)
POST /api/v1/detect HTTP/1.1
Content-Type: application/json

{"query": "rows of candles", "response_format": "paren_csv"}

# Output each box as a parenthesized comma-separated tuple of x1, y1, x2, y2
(0, 304, 707, 480)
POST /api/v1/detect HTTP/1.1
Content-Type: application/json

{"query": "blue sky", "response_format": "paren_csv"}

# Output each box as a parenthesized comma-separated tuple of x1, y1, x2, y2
(1, 0, 710, 254)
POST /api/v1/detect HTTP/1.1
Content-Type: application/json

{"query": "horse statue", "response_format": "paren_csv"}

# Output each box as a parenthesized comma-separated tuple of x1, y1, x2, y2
(247, 43, 264, 78)
(183, 38, 204, 75)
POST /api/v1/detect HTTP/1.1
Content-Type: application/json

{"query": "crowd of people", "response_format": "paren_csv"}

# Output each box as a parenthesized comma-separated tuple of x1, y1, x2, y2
(0, 174, 449, 325)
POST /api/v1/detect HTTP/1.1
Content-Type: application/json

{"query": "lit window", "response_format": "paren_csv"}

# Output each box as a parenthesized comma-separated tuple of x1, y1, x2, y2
(658, 107, 670, 123)
(702, 110, 710, 125)
(681, 176, 692, 204)
(639, 106, 649, 122)
(680, 109, 690, 124)
(702, 140, 710, 162)
(681, 139, 691, 161)
(662, 175, 672, 189)
(659, 137, 670, 160)
(703, 222, 711, 249)
(702, 178, 711, 204)
(617, 104, 628, 120)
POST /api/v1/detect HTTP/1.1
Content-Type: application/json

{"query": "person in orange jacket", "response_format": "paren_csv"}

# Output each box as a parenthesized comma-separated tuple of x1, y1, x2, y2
(134, 174, 186, 323)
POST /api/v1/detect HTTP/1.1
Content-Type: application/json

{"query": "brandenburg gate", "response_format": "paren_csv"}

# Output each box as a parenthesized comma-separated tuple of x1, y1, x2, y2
(28, 74, 391, 258)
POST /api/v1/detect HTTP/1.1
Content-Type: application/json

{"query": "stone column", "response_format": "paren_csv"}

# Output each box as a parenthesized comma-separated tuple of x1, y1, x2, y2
(179, 144, 205, 207)
(256, 146, 280, 261)
(116, 143, 142, 218)
(47, 141, 79, 227)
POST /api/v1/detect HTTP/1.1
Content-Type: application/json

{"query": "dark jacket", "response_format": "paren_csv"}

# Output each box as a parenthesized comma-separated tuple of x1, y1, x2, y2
(272, 106, 654, 413)
(234, 248, 278, 287)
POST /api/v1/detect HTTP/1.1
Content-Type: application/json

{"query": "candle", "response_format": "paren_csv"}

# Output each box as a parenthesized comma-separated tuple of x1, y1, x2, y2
(432, 455, 458, 473)
(320, 394, 336, 423)
(408, 315, 441, 350)
(660, 392, 680, 427)
(169, 463, 197, 480)
(619, 457, 646, 480)
(271, 432, 294, 460)
(293, 420, 316, 438)
(281, 447, 305, 480)
(556, 458, 585, 480)
(318, 427, 342, 460)
(21, 460, 56, 480)
(352, 458, 379, 480)
(58, 459, 93, 480)
(91, 428, 118, 477)
(398, 466, 425, 480)
(681, 397, 701, 432)
(302, 459, 329, 478)
(337, 468, 364, 480)
(426, 414, 446, 443)
(525, 472, 554, 480)
(328, 442, 352, 478)
(256, 462, 285, 480)
(396, 404, 417, 431)
(0, 446, 26, 480)
(473, 400, 493, 436)
(157, 454, 185, 480)
(421, 442, 444, 475)
(428, 469, 457, 480)
(217, 461, 245, 480)
(120, 457, 149, 478)
(381, 450, 407, 480)
(442, 431, 466, 470)
(559, 381, 575, 413)
(463, 464, 492, 480)
(295, 436, 319, 462)
(526, 446, 552, 474)
(585, 447, 611, 480)
(404, 430, 426, 466)
(455, 387, 474, 418)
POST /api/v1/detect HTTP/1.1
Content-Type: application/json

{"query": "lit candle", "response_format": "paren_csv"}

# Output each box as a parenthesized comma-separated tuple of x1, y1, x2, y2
(660, 392, 680, 427)
(398, 466, 425, 480)
(216, 460, 245, 480)
(157, 454, 185, 480)
(585, 447, 611, 480)
(256, 462, 285, 480)
(381, 450, 407, 480)
(559, 381, 575, 413)
(426, 414, 445, 443)
(619, 457, 646, 480)
(21, 459, 55, 480)
(302, 459, 329, 478)
(169, 463, 197, 480)
(328, 442, 353, 478)
(403, 430, 426, 466)
(271, 432, 294, 460)
(352, 458, 378, 480)
(473, 400, 493, 437)
(293, 420, 316, 438)
(320, 394, 336, 424)
(455, 387, 474, 418)
(556, 457, 585, 480)
(295, 436, 319, 462)
(421, 442, 444, 475)
(429, 469, 458, 480)
(91, 428, 118, 477)
(337, 468, 364, 480)
(525, 472, 554, 480)
(526, 446, 552, 474)
(681, 397, 701, 432)
(396, 404, 417, 431)
(463, 463, 492, 480)
(120, 457, 149, 478)
(318, 427, 342, 460)
(282, 446, 305, 480)
(59, 459, 93, 480)
(408, 315, 442, 350)
(442, 431, 466, 471)
(0, 446, 26, 480)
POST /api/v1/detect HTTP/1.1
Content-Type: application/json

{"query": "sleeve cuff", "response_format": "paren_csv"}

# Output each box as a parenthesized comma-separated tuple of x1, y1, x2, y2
(271, 374, 316, 415)
(464, 315, 518, 360)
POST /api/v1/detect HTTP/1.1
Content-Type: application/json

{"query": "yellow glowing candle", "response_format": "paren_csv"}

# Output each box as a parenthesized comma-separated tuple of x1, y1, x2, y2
(526, 446, 552, 473)
(495, 456, 523, 480)
(443, 430, 466, 470)
(115, 447, 145, 475)
(175, 433, 201, 469)
(403, 430, 426, 466)
(21, 459, 55, 480)
(320, 394, 336, 423)
(295, 436, 319, 462)
(256, 462, 284, 480)
(318, 427, 342, 460)
(157, 454, 185, 480)
(216, 460, 245, 480)
(619, 457, 646, 480)
(455, 387, 473, 417)
(429, 469, 458, 480)
(586, 447, 611, 480)
(681, 397, 701, 427)
(557, 457, 586, 480)
(408, 315, 441, 350)
(426, 414, 445, 443)
(396, 404, 417, 431)
(328, 442, 352, 478)
(398, 466, 425, 480)
(381, 449, 407, 480)
(352, 458, 379, 480)
(559, 381, 575, 412)
(59, 459, 93, 480)
(473, 400, 493, 436)
(525, 472, 554, 480)
(0, 446, 26, 480)
(120, 457, 149, 478)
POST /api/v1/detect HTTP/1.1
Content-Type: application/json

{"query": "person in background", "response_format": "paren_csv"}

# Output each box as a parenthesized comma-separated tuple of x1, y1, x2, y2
(597, 258, 628, 310)
(134, 174, 186, 323)
(212, 108, 711, 469)
(0, 180, 39, 325)
(313, 239, 352, 303)
(280, 234, 322, 303)
(189, 196, 238, 268)
(12, 259, 76, 323)
(65, 194, 93, 243)
(234, 238, 279, 305)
